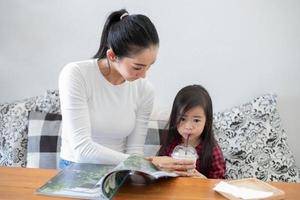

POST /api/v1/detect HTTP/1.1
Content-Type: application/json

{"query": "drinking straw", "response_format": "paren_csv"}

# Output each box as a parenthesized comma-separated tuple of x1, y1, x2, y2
(185, 134, 191, 155)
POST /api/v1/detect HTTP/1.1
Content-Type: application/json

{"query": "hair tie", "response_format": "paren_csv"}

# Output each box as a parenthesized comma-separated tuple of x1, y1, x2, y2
(120, 13, 129, 20)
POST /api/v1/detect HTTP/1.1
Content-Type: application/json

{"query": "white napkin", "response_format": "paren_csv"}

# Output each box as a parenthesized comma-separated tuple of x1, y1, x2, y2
(213, 181, 273, 199)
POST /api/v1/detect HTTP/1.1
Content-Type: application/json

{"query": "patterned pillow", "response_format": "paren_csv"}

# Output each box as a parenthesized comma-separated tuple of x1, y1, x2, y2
(0, 89, 60, 167)
(0, 96, 38, 167)
(27, 111, 62, 169)
(35, 90, 61, 114)
(213, 94, 300, 182)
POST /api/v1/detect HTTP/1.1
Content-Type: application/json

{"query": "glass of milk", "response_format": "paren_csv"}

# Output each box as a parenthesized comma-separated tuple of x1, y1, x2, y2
(171, 144, 198, 172)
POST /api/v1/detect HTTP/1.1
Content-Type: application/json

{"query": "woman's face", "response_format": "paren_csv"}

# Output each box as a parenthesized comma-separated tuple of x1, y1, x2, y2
(177, 106, 206, 146)
(115, 45, 158, 81)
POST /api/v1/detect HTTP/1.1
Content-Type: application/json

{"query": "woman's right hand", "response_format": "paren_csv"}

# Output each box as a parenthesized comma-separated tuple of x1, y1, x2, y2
(146, 156, 196, 172)
(175, 169, 207, 178)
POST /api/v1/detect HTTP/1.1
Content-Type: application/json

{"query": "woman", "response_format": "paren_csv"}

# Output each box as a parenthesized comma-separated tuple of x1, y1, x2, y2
(59, 9, 195, 172)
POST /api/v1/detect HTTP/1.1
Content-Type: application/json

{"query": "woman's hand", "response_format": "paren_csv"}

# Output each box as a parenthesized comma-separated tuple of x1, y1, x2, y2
(175, 169, 207, 178)
(146, 156, 196, 172)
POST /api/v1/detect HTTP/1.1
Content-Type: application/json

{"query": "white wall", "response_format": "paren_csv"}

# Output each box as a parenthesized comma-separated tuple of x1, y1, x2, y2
(0, 0, 299, 165)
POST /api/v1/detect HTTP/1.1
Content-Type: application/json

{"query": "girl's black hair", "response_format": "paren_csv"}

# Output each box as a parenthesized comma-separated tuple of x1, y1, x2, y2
(158, 84, 216, 177)
(93, 9, 159, 59)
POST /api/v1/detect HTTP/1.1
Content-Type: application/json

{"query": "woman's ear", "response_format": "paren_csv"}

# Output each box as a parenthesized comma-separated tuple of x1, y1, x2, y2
(106, 49, 117, 61)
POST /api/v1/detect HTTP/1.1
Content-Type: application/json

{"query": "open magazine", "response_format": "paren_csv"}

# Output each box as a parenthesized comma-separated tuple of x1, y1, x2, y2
(36, 155, 178, 200)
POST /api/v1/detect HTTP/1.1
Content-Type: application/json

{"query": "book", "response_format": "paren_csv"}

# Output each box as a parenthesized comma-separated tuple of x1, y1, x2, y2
(36, 155, 178, 200)
(213, 178, 285, 200)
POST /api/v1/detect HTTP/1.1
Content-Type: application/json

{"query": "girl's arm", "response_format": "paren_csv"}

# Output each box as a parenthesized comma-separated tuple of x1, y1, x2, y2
(147, 140, 196, 173)
(146, 156, 196, 172)
(208, 145, 226, 179)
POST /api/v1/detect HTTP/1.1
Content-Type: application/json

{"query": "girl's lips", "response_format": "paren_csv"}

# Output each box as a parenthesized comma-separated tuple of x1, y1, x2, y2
(183, 133, 192, 139)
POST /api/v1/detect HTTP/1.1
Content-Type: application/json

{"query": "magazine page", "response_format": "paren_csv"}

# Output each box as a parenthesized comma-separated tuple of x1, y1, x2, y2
(36, 163, 117, 200)
(100, 170, 131, 198)
(112, 155, 178, 179)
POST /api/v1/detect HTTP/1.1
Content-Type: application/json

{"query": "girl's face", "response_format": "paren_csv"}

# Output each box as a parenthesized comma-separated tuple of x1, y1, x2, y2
(115, 45, 158, 81)
(177, 106, 206, 146)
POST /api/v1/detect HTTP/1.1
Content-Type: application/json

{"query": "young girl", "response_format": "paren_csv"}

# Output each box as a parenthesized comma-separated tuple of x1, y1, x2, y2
(151, 85, 225, 178)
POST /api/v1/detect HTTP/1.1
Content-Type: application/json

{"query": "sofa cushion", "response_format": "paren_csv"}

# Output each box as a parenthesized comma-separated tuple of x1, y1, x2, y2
(35, 90, 61, 114)
(25, 111, 167, 168)
(27, 111, 62, 169)
(144, 120, 168, 156)
(0, 89, 61, 167)
(213, 94, 300, 182)
(0, 96, 38, 167)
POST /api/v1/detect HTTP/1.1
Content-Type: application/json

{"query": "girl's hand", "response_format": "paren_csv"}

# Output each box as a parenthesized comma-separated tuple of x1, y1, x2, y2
(146, 156, 196, 172)
(175, 169, 207, 178)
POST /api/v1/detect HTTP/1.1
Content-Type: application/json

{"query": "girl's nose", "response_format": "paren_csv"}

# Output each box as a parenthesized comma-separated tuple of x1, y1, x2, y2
(184, 120, 193, 129)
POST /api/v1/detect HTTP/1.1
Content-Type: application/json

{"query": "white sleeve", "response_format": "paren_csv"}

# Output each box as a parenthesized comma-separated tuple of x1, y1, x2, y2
(125, 81, 154, 155)
(59, 63, 129, 164)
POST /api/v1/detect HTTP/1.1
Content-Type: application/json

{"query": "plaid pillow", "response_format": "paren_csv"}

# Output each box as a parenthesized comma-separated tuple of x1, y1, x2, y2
(27, 111, 62, 169)
(26, 111, 167, 167)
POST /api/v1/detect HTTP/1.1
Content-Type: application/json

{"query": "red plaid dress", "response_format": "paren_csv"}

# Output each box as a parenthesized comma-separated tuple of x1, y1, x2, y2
(161, 139, 226, 179)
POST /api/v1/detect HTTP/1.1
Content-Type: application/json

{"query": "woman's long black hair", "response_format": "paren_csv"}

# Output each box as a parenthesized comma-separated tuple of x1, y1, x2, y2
(158, 84, 216, 177)
(93, 9, 159, 59)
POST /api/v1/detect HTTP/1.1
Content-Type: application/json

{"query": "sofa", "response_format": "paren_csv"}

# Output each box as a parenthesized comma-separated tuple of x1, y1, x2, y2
(0, 90, 299, 182)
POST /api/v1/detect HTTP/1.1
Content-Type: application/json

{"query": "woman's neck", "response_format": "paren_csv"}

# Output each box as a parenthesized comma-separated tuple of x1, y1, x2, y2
(97, 59, 125, 85)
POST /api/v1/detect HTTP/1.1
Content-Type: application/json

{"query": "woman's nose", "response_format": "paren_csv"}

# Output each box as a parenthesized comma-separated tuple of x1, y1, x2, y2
(141, 71, 146, 78)
(137, 70, 147, 78)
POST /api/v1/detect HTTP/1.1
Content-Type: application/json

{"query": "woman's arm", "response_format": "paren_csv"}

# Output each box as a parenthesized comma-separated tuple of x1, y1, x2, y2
(125, 81, 154, 155)
(59, 63, 129, 164)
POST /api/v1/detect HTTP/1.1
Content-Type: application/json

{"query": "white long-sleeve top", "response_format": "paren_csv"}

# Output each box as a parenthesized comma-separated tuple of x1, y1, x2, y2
(58, 59, 154, 165)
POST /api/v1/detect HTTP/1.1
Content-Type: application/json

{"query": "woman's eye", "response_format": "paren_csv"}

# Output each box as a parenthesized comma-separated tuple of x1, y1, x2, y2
(180, 117, 186, 122)
(132, 66, 142, 70)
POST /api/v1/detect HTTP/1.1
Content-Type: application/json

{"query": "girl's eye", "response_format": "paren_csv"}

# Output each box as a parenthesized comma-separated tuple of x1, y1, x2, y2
(193, 119, 200, 123)
(180, 117, 186, 122)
